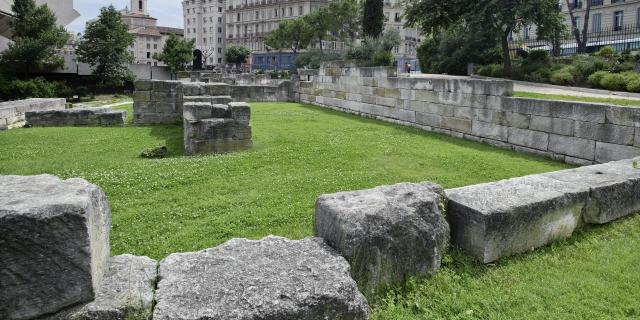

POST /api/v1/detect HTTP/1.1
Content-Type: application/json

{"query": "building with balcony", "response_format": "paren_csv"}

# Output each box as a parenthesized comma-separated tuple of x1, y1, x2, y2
(383, 0, 421, 65)
(182, 0, 227, 67)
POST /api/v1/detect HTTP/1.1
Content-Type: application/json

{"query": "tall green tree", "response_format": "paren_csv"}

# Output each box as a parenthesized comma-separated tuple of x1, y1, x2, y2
(362, 0, 384, 38)
(405, 0, 564, 77)
(225, 45, 251, 68)
(77, 5, 134, 87)
(328, 0, 362, 42)
(153, 34, 194, 79)
(304, 8, 334, 52)
(0, 0, 69, 76)
(265, 19, 313, 54)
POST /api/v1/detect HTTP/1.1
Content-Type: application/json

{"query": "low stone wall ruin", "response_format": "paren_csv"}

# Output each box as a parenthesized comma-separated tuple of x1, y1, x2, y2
(297, 62, 640, 165)
(26, 107, 126, 127)
(0, 98, 66, 130)
(2, 157, 639, 319)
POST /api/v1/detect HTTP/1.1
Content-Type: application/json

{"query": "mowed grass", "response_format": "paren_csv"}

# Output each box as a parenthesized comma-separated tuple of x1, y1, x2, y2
(514, 91, 640, 107)
(1, 102, 639, 319)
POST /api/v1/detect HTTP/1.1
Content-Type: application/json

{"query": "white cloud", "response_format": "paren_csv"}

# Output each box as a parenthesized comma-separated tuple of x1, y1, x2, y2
(67, 0, 183, 34)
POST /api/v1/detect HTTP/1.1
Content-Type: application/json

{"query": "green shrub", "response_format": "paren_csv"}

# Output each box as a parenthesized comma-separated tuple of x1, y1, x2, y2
(570, 55, 607, 84)
(524, 68, 552, 83)
(370, 50, 395, 67)
(140, 146, 167, 158)
(626, 77, 640, 92)
(595, 46, 615, 58)
(294, 50, 342, 69)
(476, 63, 504, 78)
(527, 50, 550, 63)
(549, 66, 576, 85)
(10, 77, 58, 99)
(588, 71, 609, 87)
(600, 73, 627, 91)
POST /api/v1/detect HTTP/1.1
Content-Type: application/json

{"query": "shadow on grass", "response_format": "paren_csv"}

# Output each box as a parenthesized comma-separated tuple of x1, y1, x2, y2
(147, 124, 185, 158)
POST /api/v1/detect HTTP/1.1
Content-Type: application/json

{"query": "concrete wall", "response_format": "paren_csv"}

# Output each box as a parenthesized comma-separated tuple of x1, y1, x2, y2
(0, 98, 66, 130)
(296, 62, 640, 165)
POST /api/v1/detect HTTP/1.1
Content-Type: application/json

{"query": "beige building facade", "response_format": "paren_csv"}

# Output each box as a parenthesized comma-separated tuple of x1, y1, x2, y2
(384, 0, 420, 59)
(122, 0, 184, 66)
(182, 0, 227, 67)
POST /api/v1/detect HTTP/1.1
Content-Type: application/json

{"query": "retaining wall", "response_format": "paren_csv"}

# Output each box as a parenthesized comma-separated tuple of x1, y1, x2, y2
(0, 98, 66, 130)
(297, 62, 640, 165)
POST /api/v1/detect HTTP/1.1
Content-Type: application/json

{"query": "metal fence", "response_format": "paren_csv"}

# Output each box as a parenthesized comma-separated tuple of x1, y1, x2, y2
(509, 23, 640, 58)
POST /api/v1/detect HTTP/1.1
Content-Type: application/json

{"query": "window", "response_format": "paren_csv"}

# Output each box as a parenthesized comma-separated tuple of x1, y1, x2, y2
(298, 6, 303, 15)
(614, 11, 624, 31)
(218, 17, 222, 22)
(289, 7, 293, 16)
(637, 8, 640, 27)
(256, 11, 259, 19)
(218, 48, 222, 53)
(394, 12, 400, 22)
(573, 16, 580, 31)
(139, 0, 143, 11)
(153, 44, 158, 49)
(218, 6, 222, 12)
(524, 26, 530, 40)
(274, 8, 278, 17)
(146, 43, 151, 49)
(237, 13, 241, 21)
(218, 58, 222, 63)
(592, 13, 601, 32)
(147, 52, 150, 58)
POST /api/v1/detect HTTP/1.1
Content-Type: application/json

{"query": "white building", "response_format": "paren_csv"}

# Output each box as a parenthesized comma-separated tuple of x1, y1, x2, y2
(182, 0, 227, 67)
(384, 0, 420, 60)
(121, 0, 185, 66)
(0, 0, 80, 52)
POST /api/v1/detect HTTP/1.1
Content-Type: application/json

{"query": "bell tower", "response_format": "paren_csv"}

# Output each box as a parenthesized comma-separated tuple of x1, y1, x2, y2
(130, 0, 148, 14)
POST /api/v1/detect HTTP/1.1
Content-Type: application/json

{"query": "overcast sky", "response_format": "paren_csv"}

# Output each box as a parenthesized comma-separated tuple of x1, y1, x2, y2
(67, 0, 184, 34)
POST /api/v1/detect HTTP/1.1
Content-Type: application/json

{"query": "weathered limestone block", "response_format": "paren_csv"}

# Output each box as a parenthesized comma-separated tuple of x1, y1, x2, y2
(595, 142, 640, 163)
(315, 182, 450, 293)
(507, 127, 549, 150)
(446, 175, 589, 263)
(574, 121, 634, 146)
(529, 116, 574, 136)
(71, 254, 157, 320)
(548, 134, 596, 160)
(0, 175, 111, 320)
(543, 158, 640, 224)
(25, 108, 126, 127)
(183, 102, 229, 121)
(472, 121, 509, 141)
(229, 101, 251, 125)
(153, 236, 369, 320)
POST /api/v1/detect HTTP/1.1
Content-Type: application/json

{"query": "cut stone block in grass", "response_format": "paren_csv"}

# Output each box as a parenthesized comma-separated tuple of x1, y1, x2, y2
(543, 158, 640, 224)
(315, 182, 450, 294)
(446, 175, 589, 263)
(153, 236, 369, 320)
(0, 175, 111, 320)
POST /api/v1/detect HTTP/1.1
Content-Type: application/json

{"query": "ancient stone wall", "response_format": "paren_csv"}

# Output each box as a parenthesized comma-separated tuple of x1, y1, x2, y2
(297, 62, 640, 165)
(0, 98, 66, 130)
(26, 107, 126, 127)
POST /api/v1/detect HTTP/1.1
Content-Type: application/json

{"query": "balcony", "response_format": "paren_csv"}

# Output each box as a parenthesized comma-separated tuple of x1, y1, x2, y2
(590, 0, 603, 6)
(568, 1, 582, 9)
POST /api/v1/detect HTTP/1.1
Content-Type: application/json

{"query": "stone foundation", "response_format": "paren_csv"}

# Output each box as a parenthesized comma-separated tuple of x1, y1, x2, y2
(297, 62, 640, 165)
(183, 101, 252, 155)
(0, 98, 66, 130)
(26, 107, 126, 127)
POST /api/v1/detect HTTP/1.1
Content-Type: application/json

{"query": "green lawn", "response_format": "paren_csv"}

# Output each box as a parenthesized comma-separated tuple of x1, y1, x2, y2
(514, 91, 640, 107)
(1, 102, 638, 319)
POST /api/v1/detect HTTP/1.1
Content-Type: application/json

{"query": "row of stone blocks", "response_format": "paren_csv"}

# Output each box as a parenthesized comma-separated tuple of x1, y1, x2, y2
(0, 175, 367, 320)
(3, 157, 639, 319)
(25, 107, 127, 127)
(0, 98, 66, 130)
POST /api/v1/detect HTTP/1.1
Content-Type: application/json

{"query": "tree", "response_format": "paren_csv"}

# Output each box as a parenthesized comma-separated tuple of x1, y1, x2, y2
(265, 19, 313, 54)
(0, 0, 69, 76)
(405, 0, 563, 77)
(77, 5, 134, 87)
(566, 0, 591, 54)
(225, 45, 251, 69)
(153, 34, 194, 79)
(362, 0, 384, 38)
(304, 8, 334, 52)
(328, 0, 362, 42)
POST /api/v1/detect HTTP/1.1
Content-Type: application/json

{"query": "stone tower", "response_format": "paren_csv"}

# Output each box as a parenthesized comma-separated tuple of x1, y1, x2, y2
(130, 0, 148, 15)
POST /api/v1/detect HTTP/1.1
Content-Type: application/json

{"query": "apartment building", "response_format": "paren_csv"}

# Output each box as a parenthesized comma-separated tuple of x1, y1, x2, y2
(384, 0, 420, 60)
(563, 0, 640, 32)
(122, 0, 185, 66)
(182, 0, 227, 67)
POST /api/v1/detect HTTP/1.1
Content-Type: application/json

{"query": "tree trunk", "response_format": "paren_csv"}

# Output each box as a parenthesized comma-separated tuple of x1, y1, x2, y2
(566, 0, 585, 53)
(580, 0, 591, 53)
(501, 31, 512, 78)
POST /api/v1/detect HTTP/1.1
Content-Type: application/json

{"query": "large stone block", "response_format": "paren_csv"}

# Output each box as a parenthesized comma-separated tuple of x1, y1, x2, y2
(65, 254, 157, 320)
(0, 175, 111, 320)
(446, 175, 588, 263)
(605, 105, 640, 127)
(595, 142, 640, 163)
(529, 116, 574, 136)
(229, 101, 251, 125)
(507, 127, 549, 150)
(315, 183, 449, 294)
(504, 112, 530, 128)
(542, 159, 640, 224)
(153, 236, 369, 320)
(574, 121, 634, 146)
(548, 134, 596, 160)
(472, 121, 509, 141)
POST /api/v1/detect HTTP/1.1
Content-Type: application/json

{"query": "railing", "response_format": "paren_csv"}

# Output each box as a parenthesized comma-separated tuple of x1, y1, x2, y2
(591, 0, 603, 6)
(509, 23, 640, 58)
